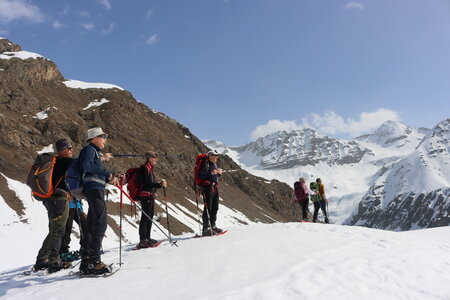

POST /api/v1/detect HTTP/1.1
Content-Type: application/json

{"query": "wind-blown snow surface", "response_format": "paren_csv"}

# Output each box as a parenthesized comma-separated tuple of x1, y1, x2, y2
(1, 223, 450, 300)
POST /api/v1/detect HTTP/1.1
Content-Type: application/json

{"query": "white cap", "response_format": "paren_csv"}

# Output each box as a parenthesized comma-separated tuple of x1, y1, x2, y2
(86, 127, 108, 141)
(207, 150, 219, 157)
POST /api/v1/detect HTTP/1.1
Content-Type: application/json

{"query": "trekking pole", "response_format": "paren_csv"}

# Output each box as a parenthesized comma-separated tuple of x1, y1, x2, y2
(112, 154, 149, 158)
(162, 186, 173, 242)
(119, 178, 124, 265)
(201, 188, 214, 236)
(115, 184, 178, 247)
(194, 185, 202, 235)
(75, 198, 84, 241)
(326, 200, 330, 223)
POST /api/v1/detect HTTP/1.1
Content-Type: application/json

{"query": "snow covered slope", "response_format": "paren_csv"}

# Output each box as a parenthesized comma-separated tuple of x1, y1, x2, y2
(1, 223, 450, 300)
(0, 173, 260, 272)
(348, 119, 450, 230)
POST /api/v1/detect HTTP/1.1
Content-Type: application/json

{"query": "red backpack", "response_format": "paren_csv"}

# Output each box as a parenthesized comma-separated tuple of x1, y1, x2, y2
(194, 154, 210, 185)
(125, 167, 142, 200)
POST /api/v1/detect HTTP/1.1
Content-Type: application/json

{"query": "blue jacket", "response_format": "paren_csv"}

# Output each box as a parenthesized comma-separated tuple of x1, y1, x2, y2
(79, 143, 110, 192)
(198, 159, 221, 183)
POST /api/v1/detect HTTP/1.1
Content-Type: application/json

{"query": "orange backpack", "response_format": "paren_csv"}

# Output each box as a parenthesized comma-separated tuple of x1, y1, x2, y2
(26, 153, 64, 200)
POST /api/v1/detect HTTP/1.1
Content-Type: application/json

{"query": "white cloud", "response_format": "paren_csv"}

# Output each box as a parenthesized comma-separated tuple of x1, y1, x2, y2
(101, 23, 114, 35)
(145, 9, 154, 19)
(251, 120, 302, 140)
(82, 23, 94, 31)
(99, 0, 111, 10)
(52, 20, 66, 29)
(344, 2, 365, 10)
(303, 108, 400, 137)
(146, 33, 158, 45)
(250, 108, 401, 140)
(0, 0, 45, 24)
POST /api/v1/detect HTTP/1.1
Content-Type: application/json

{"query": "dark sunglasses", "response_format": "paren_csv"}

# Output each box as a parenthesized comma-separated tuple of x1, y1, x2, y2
(97, 134, 108, 139)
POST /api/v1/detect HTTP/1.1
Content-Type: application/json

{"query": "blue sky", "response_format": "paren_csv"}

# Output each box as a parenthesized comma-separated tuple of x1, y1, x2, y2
(1, 0, 449, 145)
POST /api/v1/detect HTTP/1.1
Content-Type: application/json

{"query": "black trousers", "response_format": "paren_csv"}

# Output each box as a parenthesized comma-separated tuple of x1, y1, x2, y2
(313, 200, 328, 221)
(60, 206, 87, 254)
(138, 197, 155, 241)
(85, 189, 107, 264)
(301, 197, 309, 220)
(202, 184, 219, 230)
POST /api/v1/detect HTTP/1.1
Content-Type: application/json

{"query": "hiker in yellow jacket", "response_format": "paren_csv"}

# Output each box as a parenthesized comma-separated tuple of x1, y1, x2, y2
(310, 178, 329, 223)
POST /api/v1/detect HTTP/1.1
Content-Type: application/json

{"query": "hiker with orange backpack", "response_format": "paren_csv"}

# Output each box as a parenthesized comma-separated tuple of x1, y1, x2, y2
(32, 139, 74, 273)
(135, 151, 168, 248)
(196, 150, 223, 236)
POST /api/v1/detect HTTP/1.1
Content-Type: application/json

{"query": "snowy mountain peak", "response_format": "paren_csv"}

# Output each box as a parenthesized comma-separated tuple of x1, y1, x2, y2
(353, 121, 430, 160)
(355, 120, 429, 147)
(349, 119, 450, 230)
(225, 127, 372, 169)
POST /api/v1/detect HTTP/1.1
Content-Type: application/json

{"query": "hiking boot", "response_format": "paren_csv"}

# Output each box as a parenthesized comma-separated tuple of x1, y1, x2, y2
(87, 261, 112, 275)
(212, 226, 223, 234)
(139, 239, 150, 248)
(79, 256, 90, 274)
(312, 219, 317, 223)
(325, 218, 330, 224)
(47, 261, 64, 273)
(60, 251, 78, 262)
(149, 239, 159, 247)
(202, 228, 214, 236)
(33, 258, 50, 271)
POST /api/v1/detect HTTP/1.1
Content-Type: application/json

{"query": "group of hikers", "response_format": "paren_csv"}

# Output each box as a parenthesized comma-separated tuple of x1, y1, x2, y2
(27, 126, 330, 276)
(28, 127, 224, 275)
(293, 177, 330, 224)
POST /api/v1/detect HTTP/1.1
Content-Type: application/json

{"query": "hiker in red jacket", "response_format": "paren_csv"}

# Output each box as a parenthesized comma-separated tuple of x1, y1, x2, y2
(293, 177, 315, 221)
(137, 151, 167, 248)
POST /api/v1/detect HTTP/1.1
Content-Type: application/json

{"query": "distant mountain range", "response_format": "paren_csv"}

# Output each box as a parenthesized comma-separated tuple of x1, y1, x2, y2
(205, 119, 450, 230)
